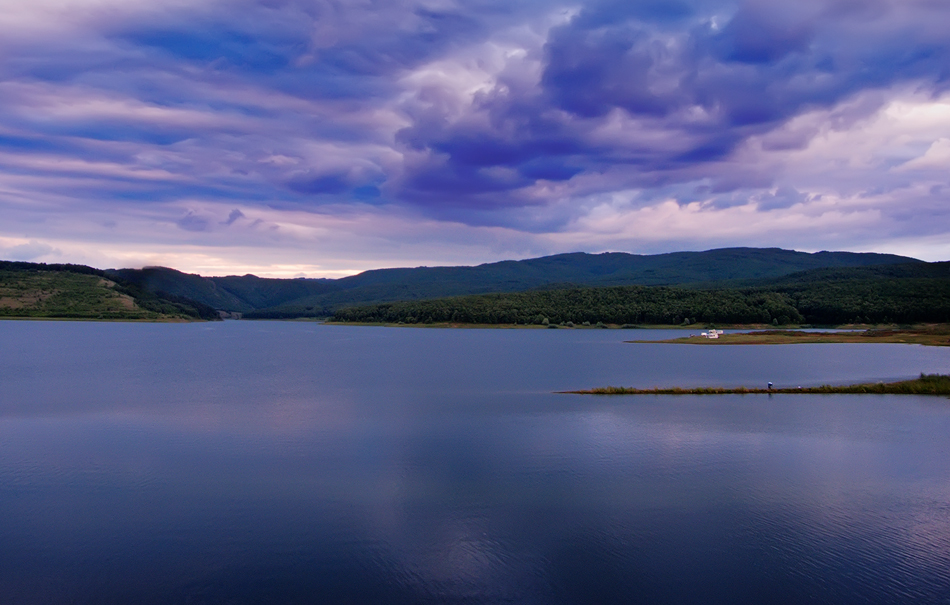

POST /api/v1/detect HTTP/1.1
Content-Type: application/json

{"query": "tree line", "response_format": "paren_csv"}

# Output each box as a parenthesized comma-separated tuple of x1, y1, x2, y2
(331, 276, 950, 326)
(332, 286, 805, 325)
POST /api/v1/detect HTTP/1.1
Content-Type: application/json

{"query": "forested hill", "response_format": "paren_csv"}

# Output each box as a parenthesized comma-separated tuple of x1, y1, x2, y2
(337, 248, 917, 291)
(107, 267, 338, 314)
(0, 261, 220, 320)
(3, 251, 944, 324)
(331, 261, 950, 326)
(107, 248, 918, 317)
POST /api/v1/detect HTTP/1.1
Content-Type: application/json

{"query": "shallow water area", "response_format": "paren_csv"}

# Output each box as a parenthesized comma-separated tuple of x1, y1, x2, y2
(1, 321, 950, 603)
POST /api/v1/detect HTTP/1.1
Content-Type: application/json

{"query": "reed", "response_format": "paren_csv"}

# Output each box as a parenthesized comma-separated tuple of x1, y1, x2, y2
(566, 374, 950, 395)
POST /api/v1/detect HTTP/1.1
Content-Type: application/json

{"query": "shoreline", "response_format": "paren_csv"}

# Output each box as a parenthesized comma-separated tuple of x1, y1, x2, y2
(564, 374, 950, 396)
(0, 315, 204, 323)
(323, 321, 799, 330)
(629, 327, 950, 347)
(3, 318, 948, 344)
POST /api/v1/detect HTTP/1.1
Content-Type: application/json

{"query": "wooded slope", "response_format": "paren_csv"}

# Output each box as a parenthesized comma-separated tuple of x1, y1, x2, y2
(331, 262, 950, 326)
(0, 261, 220, 320)
(107, 248, 919, 317)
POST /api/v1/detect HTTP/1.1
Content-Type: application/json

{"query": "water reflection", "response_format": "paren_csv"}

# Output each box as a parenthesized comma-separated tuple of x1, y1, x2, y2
(1, 322, 949, 603)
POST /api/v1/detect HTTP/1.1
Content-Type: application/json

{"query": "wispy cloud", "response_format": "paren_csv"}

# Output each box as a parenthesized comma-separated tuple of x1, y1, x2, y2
(1, 0, 949, 275)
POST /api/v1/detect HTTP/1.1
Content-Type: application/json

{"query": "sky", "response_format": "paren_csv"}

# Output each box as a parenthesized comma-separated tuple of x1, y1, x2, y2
(1, 0, 949, 277)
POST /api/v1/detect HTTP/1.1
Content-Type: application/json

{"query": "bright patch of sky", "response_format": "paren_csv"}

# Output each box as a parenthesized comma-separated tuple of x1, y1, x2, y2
(1, 0, 949, 276)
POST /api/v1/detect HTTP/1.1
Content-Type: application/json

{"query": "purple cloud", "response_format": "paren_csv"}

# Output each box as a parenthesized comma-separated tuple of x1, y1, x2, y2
(1, 0, 949, 275)
(3, 240, 57, 261)
(221, 208, 245, 225)
(177, 211, 212, 232)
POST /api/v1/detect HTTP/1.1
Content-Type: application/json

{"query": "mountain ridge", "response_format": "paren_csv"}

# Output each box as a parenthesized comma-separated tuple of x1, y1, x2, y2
(105, 247, 921, 317)
(331, 261, 950, 326)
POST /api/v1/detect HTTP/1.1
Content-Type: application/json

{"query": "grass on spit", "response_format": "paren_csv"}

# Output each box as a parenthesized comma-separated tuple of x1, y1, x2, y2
(632, 327, 950, 346)
(566, 374, 950, 395)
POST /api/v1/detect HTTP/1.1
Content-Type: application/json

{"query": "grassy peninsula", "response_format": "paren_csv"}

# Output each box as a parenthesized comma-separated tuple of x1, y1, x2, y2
(567, 374, 950, 395)
(633, 326, 950, 347)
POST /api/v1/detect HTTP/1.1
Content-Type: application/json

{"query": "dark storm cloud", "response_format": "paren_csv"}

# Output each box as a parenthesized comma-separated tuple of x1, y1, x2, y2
(544, 0, 950, 126)
(393, 0, 950, 212)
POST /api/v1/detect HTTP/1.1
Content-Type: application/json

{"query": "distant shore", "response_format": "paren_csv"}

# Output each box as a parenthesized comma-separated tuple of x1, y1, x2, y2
(323, 321, 772, 330)
(565, 374, 950, 396)
(0, 315, 197, 323)
(322, 322, 950, 346)
(321, 321, 650, 329)
(4, 319, 949, 347)
(629, 327, 950, 347)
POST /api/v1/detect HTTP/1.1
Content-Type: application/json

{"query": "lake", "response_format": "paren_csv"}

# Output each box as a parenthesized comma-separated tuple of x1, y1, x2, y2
(1, 321, 949, 604)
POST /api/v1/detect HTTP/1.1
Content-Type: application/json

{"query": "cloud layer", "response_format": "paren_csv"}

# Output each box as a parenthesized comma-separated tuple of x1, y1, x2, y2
(1, 0, 949, 275)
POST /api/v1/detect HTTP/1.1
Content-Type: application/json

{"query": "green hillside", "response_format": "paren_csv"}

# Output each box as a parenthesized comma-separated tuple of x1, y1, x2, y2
(768, 262, 950, 325)
(107, 267, 336, 314)
(109, 247, 918, 318)
(4, 250, 945, 325)
(108, 267, 252, 312)
(335, 248, 917, 291)
(332, 286, 804, 326)
(0, 261, 220, 320)
(331, 262, 950, 326)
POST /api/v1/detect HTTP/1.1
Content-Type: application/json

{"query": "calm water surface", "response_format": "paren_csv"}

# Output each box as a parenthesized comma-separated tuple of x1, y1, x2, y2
(1, 321, 949, 604)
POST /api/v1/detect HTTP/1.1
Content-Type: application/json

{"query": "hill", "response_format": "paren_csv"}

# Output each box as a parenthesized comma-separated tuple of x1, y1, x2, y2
(107, 267, 338, 314)
(0, 261, 220, 320)
(107, 248, 919, 317)
(330, 261, 950, 326)
(759, 262, 950, 325)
